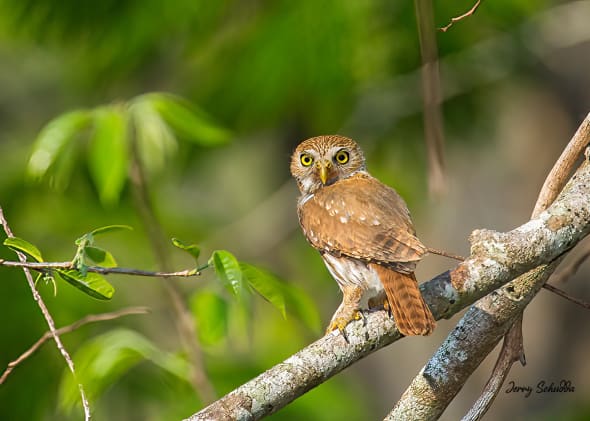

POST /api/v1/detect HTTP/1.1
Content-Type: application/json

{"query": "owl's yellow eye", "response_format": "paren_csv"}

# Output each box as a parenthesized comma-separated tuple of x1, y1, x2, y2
(334, 150, 349, 164)
(300, 153, 314, 167)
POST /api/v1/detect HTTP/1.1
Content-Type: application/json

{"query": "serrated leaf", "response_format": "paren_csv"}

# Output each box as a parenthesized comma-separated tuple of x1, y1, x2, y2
(209, 250, 243, 296)
(148, 93, 231, 146)
(88, 106, 129, 206)
(190, 290, 228, 345)
(3, 237, 44, 262)
(84, 246, 117, 268)
(90, 225, 133, 236)
(130, 96, 178, 174)
(172, 238, 200, 262)
(240, 263, 286, 318)
(59, 329, 190, 413)
(27, 110, 91, 179)
(56, 269, 114, 300)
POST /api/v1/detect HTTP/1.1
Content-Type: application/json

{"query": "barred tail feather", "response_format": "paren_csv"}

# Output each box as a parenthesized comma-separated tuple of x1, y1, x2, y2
(370, 264, 435, 336)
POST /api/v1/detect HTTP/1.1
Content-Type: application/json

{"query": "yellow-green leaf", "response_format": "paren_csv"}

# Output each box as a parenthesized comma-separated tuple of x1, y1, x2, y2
(149, 93, 231, 146)
(130, 95, 178, 174)
(3, 237, 44, 262)
(90, 225, 133, 236)
(209, 250, 243, 296)
(57, 269, 114, 300)
(172, 238, 200, 262)
(240, 263, 286, 318)
(190, 290, 228, 345)
(84, 246, 117, 268)
(27, 110, 91, 179)
(59, 329, 190, 413)
(88, 106, 129, 206)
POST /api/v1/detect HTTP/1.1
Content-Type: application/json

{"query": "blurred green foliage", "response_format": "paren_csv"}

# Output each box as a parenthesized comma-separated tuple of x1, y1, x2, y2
(0, 0, 585, 420)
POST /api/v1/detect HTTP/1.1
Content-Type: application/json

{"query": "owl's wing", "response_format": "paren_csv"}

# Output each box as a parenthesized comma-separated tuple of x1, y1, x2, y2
(298, 172, 426, 267)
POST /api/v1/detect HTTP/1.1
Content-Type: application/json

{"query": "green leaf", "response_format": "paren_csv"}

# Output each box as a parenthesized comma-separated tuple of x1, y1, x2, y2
(88, 106, 129, 206)
(209, 250, 243, 296)
(59, 329, 190, 413)
(240, 263, 286, 318)
(56, 269, 114, 300)
(90, 224, 133, 237)
(27, 110, 91, 179)
(130, 95, 178, 174)
(3, 237, 44, 262)
(84, 246, 117, 268)
(172, 238, 200, 262)
(190, 290, 228, 345)
(148, 93, 231, 146)
(282, 284, 322, 333)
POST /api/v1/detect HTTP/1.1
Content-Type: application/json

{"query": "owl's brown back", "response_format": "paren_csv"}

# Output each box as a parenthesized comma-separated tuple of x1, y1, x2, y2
(298, 172, 427, 270)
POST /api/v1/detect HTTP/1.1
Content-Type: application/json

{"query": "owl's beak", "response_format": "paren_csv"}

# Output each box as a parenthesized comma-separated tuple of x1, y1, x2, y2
(318, 161, 331, 185)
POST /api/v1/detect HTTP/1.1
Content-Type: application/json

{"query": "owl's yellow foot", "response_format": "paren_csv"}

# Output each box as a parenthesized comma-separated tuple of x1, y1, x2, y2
(325, 286, 364, 341)
(326, 309, 363, 337)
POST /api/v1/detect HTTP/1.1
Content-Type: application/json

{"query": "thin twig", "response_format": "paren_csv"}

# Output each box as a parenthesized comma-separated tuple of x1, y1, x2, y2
(0, 307, 149, 385)
(0, 206, 92, 420)
(543, 283, 590, 310)
(0, 259, 205, 278)
(533, 114, 590, 216)
(427, 247, 465, 261)
(548, 243, 590, 284)
(465, 113, 590, 420)
(461, 316, 524, 421)
(439, 0, 482, 32)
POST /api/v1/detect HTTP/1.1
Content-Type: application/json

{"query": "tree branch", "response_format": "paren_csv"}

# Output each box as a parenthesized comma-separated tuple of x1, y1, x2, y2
(548, 240, 590, 284)
(0, 206, 92, 420)
(415, 0, 447, 197)
(185, 149, 590, 420)
(0, 259, 205, 278)
(542, 283, 590, 310)
(460, 112, 590, 421)
(0, 307, 149, 385)
(388, 263, 557, 421)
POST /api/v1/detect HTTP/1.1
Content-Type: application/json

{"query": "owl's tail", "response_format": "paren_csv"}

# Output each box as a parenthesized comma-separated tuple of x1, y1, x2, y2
(371, 264, 435, 336)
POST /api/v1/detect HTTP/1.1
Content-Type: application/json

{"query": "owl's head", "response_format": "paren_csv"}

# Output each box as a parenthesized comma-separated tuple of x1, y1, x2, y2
(290, 135, 366, 195)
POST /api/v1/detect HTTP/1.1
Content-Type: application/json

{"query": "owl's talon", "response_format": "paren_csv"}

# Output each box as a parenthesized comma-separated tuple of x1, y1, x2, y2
(357, 310, 367, 327)
(325, 309, 362, 341)
(383, 299, 392, 316)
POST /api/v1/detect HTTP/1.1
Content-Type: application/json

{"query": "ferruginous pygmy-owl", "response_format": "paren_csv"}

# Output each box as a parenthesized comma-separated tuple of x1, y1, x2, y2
(290, 135, 435, 337)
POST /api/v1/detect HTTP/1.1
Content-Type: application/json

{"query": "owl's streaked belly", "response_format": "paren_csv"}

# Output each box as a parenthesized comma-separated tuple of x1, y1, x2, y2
(322, 253, 383, 307)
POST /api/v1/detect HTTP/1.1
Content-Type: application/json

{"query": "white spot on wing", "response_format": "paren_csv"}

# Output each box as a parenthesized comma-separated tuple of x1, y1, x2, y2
(372, 218, 380, 226)
(339, 216, 348, 223)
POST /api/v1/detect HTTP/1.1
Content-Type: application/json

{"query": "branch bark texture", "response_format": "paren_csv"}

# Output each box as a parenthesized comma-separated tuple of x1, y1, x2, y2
(187, 152, 590, 420)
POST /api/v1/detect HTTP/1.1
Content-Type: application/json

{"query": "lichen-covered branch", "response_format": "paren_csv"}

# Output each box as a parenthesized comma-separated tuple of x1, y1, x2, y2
(459, 112, 590, 421)
(186, 154, 590, 421)
(387, 117, 590, 421)
(387, 263, 559, 421)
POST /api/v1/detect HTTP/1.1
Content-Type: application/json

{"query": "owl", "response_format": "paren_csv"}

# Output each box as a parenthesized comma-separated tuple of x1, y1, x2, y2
(290, 135, 435, 337)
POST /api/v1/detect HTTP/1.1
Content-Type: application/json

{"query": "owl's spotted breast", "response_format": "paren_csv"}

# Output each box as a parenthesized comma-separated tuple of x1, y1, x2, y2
(298, 172, 427, 270)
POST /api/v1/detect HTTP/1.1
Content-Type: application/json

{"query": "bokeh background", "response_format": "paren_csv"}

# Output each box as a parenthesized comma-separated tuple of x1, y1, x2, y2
(1, 0, 590, 420)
